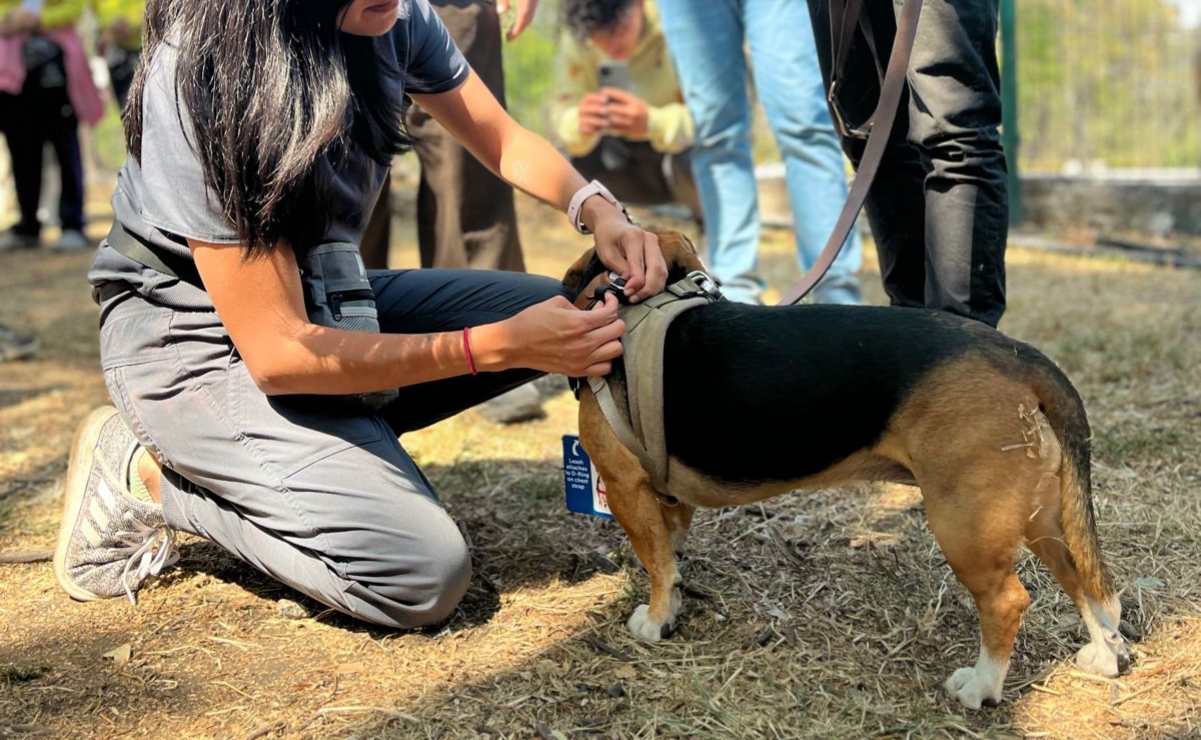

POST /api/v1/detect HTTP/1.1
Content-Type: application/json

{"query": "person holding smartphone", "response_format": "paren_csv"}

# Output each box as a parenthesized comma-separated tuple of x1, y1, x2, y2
(553, 0, 700, 222)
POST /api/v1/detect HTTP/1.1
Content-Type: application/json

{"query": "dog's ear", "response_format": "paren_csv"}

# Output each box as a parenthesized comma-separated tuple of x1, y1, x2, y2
(655, 230, 706, 280)
(562, 247, 602, 300)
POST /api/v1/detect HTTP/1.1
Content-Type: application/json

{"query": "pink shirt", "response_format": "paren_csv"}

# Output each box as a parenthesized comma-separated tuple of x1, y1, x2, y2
(0, 27, 104, 125)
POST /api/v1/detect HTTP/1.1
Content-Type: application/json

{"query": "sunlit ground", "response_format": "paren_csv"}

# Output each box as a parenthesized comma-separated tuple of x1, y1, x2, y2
(1, 180, 1199, 737)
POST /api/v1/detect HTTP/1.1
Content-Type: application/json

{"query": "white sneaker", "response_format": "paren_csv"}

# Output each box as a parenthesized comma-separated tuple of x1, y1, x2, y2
(477, 383, 546, 424)
(53, 229, 90, 252)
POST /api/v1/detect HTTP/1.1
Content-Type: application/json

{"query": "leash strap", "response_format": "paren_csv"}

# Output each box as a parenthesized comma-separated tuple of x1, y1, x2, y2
(778, 0, 924, 306)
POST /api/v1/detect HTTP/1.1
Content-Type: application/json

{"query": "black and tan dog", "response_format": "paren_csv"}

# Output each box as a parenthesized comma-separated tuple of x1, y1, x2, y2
(564, 233, 1129, 709)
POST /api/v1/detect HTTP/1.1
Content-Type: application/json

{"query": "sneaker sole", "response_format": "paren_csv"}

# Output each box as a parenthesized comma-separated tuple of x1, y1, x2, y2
(53, 406, 120, 602)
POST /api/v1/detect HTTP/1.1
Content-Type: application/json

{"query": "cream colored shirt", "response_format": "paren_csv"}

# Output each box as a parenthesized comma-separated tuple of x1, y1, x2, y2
(553, 0, 694, 157)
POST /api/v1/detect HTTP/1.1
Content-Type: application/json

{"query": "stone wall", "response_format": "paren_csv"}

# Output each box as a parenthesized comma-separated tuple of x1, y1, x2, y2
(1020, 170, 1201, 237)
(756, 165, 1201, 238)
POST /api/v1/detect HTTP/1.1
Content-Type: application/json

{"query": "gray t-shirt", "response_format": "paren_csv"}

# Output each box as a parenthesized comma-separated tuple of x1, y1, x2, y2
(88, 0, 469, 310)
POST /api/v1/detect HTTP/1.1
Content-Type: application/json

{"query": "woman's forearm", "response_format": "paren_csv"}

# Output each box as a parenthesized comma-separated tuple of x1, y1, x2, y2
(411, 74, 604, 220)
(253, 320, 514, 396)
(494, 121, 587, 212)
(250, 293, 625, 396)
(492, 122, 621, 234)
(191, 238, 519, 396)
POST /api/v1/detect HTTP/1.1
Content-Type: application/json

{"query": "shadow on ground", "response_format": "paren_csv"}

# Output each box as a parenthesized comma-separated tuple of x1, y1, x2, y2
(172, 457, 629, 637)
(2, 219, 1200, 737)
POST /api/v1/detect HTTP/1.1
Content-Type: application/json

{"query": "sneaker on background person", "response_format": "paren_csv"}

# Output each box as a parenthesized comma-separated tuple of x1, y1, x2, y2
(52, 228, 90, 251)
(54, 406, 178, 604)
(0, 229, 40, 251)
(477, 382, 547, 424)
(0, 324, 38, 361)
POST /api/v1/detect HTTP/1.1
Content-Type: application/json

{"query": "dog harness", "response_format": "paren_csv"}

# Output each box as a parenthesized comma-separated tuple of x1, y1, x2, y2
(581, 271, 724, 497)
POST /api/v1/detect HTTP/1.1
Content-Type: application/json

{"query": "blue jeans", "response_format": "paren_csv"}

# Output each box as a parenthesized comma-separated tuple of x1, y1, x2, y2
(658, 0, 862, 305)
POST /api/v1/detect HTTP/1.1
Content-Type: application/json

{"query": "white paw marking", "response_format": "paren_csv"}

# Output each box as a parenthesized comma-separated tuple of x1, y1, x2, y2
(1076, 641, 1119, 677)
(1077, 595, 1130, 676)
(627, 605, 665, 642)
(944, 657, 1005, 710)
(626, 589, 683, 643)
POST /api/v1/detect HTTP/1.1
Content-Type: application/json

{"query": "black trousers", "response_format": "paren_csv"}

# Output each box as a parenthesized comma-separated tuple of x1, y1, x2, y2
(571, 138, 702, 221)
(0, 84, 85, 237)
(807, 0, 1008, 326)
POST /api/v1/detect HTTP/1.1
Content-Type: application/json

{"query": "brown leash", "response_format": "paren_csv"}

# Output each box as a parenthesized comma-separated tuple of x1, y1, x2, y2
(778, 0, 924, 306)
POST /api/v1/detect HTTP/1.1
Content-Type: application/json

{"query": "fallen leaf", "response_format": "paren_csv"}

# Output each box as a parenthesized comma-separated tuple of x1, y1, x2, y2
(613, 664, 636, 680)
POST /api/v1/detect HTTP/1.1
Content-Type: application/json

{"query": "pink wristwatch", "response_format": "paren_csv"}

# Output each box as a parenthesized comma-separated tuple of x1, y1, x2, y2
(567, 180, 629, 235)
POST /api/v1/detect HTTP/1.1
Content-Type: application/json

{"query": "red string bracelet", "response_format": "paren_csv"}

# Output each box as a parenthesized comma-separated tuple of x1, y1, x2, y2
(462, 327, 478, 375)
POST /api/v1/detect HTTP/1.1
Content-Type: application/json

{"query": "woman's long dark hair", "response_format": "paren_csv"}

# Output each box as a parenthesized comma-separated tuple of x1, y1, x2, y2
(124, 0, 409, 254)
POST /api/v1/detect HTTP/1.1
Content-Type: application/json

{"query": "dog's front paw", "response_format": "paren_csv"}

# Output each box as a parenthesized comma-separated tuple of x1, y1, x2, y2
(627, 605, 671, 642)
(945, 666, 1003, 710)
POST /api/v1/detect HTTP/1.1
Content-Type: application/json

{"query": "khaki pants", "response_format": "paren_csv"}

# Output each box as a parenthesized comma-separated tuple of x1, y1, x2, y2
(361, 0, 525, 272)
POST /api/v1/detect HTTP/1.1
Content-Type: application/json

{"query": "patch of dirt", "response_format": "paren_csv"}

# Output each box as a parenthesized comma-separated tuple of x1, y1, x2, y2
(1, 190, 1199, 738)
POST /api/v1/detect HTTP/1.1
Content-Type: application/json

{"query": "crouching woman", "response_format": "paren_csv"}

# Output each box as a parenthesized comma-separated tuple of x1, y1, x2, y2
(54, 0, 666, 628)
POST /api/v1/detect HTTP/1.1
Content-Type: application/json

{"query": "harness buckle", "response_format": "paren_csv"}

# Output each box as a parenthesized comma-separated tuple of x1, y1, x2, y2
(685, 270, 724, 301)
(593, 272, 631, 306)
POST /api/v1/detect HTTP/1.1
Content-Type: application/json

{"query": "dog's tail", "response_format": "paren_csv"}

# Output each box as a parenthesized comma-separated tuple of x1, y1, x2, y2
(1026, 355, 1116, 604)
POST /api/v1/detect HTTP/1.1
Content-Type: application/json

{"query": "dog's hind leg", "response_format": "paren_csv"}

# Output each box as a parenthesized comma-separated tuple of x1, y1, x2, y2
(923, 483, 1031, 710)
(1025, 484, 1129, 677)
(579, 392, 683, 642)
(662, 502, 695, 558)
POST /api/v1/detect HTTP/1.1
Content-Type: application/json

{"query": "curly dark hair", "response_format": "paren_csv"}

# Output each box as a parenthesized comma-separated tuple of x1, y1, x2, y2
(564, 0, 637, 39)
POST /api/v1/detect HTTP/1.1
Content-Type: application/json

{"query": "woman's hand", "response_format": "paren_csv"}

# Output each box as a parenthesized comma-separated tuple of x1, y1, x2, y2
(474, 292, 625, 377)
(583, 198, 667, 302)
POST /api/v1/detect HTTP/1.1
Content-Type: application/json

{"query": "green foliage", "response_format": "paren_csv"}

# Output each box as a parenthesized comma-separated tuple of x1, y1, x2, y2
(1016, 0, 1200, 170)
(93, 102, 128, 172)
(501, 0, 563, 137)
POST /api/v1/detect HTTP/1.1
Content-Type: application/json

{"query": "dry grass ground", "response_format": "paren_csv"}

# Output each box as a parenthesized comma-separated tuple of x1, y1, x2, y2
(1, 184, 1199, 739)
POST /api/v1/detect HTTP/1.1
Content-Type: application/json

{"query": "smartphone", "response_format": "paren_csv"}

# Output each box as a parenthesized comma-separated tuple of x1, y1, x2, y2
(598, 62, 632, 92)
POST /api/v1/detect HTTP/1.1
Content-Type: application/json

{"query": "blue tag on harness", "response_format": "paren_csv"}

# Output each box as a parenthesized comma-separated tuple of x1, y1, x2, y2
(563, 435, 614, 520)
